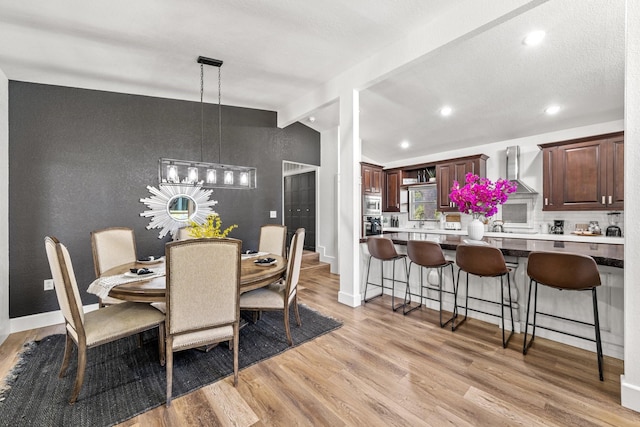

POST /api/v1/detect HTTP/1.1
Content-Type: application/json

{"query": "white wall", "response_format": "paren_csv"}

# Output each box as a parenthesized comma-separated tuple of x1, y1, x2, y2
(0, 68, 8, 345)
(621, 0, 640, 413)
(318, 126, 339, 273)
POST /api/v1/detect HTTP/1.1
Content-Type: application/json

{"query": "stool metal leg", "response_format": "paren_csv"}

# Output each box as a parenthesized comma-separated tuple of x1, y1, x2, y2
(404, 261, 423, 315)
(392, 257, 409, 312)
(451, 269, 469, 331)
(501, 274, 514, 348)
(363, 255, 383, 303)
(523, 279, 539, 355)
(439, 264, 455, 328)
(593, 287, 604, 381)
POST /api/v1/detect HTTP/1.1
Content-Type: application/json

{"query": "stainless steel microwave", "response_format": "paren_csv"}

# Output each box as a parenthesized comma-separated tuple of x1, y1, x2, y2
(363, 195, 382, 216)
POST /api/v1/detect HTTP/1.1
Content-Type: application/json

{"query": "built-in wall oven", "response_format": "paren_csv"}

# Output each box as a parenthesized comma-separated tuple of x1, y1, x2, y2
(363, 195, 382, 216)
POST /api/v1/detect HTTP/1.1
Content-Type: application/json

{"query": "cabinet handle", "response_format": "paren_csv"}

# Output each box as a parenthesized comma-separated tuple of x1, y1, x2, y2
(609, 195, 612, 204)
(544, 198, 548, 206)
(601, 196, 605, 205)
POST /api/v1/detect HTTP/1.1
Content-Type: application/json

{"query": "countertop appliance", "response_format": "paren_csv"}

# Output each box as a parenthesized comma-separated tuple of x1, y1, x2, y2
(364, 216, 382, 236)
(550, 220, 565, 235)
(606, 212, 622, 237)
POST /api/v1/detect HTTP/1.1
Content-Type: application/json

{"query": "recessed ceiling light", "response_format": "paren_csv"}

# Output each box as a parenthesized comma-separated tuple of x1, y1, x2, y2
(308, 116, 316, 123)
(523, 30, 546, 46)
(440, 106, 452, 117)
(400, 141, 410, 149)
(545, 105, 561, 115)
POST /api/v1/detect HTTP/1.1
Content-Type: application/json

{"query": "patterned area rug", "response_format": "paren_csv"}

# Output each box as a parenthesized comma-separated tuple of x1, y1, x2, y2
(0, 305, 341, 427)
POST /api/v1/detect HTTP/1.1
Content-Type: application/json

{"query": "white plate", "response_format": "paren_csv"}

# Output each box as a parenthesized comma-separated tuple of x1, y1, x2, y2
(124, 271, 155, 278)
(254, 260, 277, 267)
(137, 257, 164, 265)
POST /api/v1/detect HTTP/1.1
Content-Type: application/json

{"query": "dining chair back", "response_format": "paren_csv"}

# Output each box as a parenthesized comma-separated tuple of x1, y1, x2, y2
(91, 227, 137, 277)
(44, 236, 165, 404)
(258, 224, 287, 257)
(240, 228, 305, 346)
(164, 237, 242, 406)
(176, 227, 194, 241)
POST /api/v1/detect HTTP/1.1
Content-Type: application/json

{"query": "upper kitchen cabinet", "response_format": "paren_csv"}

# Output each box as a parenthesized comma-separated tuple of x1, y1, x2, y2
(436, 154, 488, 212)
(383, 168, 402, 212)
(539, 132, 623, 211)
(361, 162, 383, 195)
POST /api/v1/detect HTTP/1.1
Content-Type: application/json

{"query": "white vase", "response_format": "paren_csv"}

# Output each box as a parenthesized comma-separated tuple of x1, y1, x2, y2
(467, 214, 484, 240)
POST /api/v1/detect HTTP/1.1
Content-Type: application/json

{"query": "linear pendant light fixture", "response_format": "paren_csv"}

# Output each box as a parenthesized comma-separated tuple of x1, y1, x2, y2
(159, 56, 257, 189)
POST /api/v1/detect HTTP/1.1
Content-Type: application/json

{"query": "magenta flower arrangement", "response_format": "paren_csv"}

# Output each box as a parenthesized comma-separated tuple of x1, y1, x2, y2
(449, 173, 517, 217)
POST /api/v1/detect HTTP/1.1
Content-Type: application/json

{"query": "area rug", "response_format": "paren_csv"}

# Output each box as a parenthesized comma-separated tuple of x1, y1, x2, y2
(0, 305, 341, 427)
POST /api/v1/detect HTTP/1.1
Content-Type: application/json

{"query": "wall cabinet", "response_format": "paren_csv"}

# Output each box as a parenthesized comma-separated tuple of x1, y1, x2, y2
(361, 162, 383, 195)
(539, 132, 623, 211)
(436, 155, 488, 212)
(383, 168, 402, 212)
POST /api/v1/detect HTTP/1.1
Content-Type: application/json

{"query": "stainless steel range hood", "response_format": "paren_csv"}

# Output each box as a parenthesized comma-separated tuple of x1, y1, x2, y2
(505, 146, 537, 194)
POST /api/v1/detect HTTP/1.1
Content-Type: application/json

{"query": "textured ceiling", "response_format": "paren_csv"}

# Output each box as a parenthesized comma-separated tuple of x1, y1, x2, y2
(0, 0, 625, 164)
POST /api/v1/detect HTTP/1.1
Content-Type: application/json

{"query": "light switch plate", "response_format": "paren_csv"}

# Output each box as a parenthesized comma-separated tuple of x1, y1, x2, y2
(270, 211, 277, 218)
(44, 279, 54, 291)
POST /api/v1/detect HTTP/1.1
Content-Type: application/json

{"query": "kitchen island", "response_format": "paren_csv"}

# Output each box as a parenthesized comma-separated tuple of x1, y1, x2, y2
(359, 230, 624, 359)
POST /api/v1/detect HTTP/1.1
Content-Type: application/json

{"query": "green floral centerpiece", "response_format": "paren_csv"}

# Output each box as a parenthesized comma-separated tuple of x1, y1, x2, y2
(188, 213, 238, 238)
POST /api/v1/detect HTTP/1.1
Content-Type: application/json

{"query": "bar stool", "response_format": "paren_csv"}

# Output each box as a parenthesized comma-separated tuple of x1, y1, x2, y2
(363, 237, 409, 311)
(523, 251, 604, 381)
(403, 240, 455, 327)
(452, 244, 514, 348)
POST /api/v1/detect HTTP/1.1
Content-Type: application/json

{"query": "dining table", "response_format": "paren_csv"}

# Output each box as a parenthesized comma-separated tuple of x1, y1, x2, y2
(97, 254, 286, 303)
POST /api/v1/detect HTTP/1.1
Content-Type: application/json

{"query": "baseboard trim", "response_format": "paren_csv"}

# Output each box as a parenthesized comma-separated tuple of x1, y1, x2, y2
(338, 291, 361, 307)
(621, 375, 640, 413)
(10, 304, 99, 333)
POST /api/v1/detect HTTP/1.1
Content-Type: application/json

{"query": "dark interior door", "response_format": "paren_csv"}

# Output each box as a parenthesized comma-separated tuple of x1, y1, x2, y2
(284, 171, 316, 251)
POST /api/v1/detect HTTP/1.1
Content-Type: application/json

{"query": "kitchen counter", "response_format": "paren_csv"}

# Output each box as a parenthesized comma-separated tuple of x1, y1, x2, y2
(362, 231, 623, 268)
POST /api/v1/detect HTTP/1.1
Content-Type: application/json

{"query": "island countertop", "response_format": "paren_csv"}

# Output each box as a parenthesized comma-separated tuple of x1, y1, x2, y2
(361, 232, 623, 268)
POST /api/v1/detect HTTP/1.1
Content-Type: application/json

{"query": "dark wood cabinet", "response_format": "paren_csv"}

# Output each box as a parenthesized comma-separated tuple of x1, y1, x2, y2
(436, 155, 488, 212)
(539, 132, 623, 211)
(361, 162, 383, 195)
(383, 168, 402, 212)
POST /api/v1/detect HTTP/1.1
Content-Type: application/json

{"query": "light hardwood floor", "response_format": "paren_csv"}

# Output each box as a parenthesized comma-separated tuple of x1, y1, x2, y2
(2, 270, 640, 426)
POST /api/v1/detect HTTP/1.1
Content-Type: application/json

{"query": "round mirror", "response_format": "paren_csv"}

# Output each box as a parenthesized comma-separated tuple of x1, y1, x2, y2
(167, 195, 197, 221)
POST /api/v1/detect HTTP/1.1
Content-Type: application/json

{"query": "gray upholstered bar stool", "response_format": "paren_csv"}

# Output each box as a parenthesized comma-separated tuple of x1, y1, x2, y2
(363, 237, 409, 311)
(523, 251, 604, 381)
(452, 244, 514, 348)
(403, 240, 455, 327)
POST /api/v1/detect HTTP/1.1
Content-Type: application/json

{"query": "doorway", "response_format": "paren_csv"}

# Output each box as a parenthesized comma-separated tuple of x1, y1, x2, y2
(283, 162, 317, 251)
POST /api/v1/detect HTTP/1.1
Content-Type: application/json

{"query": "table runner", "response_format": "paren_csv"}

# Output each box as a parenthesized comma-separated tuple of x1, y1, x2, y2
(87, 268, 166, 299)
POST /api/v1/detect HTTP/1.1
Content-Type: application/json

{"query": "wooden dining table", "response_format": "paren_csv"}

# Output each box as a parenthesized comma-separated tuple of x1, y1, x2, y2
(104, 254, 286, 303)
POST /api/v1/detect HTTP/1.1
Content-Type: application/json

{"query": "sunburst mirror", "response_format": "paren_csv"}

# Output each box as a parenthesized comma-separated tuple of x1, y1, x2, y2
(140, 185, 218, 238)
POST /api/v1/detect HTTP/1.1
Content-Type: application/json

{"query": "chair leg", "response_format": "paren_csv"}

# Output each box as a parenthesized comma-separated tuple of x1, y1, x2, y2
(439, 264, 455, 328)
(452, 269, 468, 331)
(59, 333, 73, 378)
(363, 256, 382, 303)
(500, 274, 514, 348)
(166, 336, 174, 407)
(404, 262, 422, 315)
(284, 305, 293, 346)
(523, 279, 535, 354)
(593, 287, 604, 381)
(293, 294, 302, 326)
(233, 322, 239, 386)
(392, 258, 408, 312)
(69, 341, 87, 404)
(158, 324, 166, 367)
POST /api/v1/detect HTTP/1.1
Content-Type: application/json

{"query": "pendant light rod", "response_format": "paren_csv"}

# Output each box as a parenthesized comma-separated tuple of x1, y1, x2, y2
(197, 56, 223, 67)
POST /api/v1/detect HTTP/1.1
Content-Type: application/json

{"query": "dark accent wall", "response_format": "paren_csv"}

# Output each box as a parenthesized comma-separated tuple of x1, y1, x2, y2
(9, 81, 320, 317)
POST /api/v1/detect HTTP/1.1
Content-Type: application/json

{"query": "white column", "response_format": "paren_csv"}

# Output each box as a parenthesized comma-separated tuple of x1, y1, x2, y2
(621, 0, 640, 412)
(337, 90, 362, 307)
(0, 68, 8, 345)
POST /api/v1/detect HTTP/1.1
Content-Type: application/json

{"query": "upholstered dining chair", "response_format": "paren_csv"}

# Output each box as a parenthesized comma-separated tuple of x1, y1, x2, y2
(240, 228, 305, 346)
(90, 227, 137, 307)
(258, 224, 287, 257)
(164, 237, 242, 407)
(44, 236, 165, 404)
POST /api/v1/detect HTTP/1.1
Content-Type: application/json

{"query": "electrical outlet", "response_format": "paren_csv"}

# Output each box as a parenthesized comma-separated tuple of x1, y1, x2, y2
(44, 279, 54, 291)
(270, 211, 277, 218)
